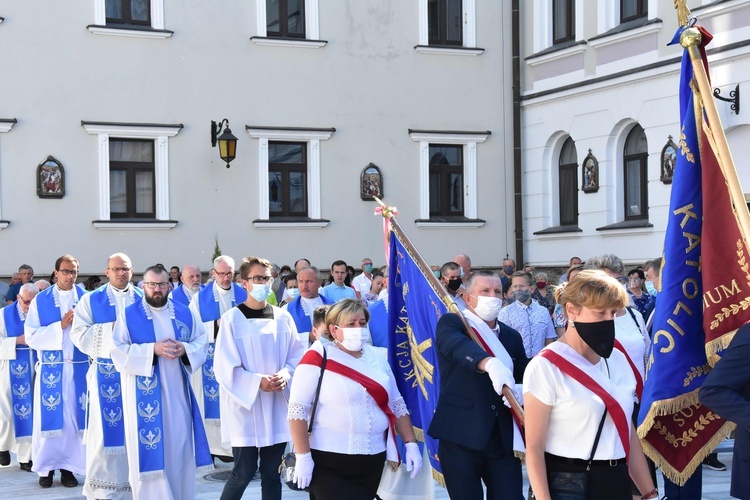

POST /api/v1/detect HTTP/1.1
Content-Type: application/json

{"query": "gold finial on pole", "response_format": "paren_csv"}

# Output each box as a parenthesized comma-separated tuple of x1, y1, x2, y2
(373, 196, 396, 220)
(680, 26, 702, 49)
(674, 0, 691, 27)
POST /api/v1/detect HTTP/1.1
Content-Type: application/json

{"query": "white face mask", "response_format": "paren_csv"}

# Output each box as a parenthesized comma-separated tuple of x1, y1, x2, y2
(471, 295, 503, 322)
(335, 326, 369, 351)
(286, 288, 300, 300)
(250, 283, 271, 302)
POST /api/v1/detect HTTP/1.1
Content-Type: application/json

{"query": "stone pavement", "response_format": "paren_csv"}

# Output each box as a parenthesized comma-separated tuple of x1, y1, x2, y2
(0, 450, 735, 499)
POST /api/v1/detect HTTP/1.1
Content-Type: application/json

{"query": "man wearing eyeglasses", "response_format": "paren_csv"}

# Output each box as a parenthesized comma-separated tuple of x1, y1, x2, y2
(188, 255, 247, 462)
(70, 253, 143, 499)
(214, 256, 304, 500)
(24, 255, 87, 488)
(112, 265, 210, 499)
(0, 282, 39, 472)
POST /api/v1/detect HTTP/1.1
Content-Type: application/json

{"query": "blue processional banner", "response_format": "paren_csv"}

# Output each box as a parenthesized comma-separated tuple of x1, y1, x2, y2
(387, 232, 447, 482)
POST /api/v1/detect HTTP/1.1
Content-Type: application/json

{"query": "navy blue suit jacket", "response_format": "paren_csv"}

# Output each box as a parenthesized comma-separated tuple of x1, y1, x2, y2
(699, 323, 750, 499)
(427, 313, 528, 452)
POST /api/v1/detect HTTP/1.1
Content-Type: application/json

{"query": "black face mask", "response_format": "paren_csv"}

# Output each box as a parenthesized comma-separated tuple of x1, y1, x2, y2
(573, 319, 616, 358)
(446, 278, 462, 292)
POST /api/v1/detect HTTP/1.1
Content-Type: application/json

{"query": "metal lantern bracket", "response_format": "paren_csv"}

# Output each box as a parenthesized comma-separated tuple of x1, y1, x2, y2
(713, 84, 740, 115)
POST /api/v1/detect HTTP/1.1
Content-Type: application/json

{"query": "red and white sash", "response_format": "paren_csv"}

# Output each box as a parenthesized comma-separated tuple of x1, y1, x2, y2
(298, 344, 401, 465)
(539, 349, 631, 459)
(613, 339, 643, 402)
(462, 310, 525, 452)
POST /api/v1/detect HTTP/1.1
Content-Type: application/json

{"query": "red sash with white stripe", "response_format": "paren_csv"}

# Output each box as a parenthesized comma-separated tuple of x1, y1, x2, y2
(539, 349, 631, 459)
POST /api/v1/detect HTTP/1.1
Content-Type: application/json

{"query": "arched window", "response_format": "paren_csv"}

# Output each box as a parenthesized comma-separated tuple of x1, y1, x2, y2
(558, 137, 578, 226)
(623, 124, 648, 220)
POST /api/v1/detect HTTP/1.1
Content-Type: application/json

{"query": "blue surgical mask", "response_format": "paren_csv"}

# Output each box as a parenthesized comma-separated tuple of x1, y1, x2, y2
(459, 267, 465, 278)
(645, 280, 658, 296)
(286, 287, 300, 300)
(250, 283, 272, 302)
(364, 264, 373, 273)
(433, 270, 441, 279)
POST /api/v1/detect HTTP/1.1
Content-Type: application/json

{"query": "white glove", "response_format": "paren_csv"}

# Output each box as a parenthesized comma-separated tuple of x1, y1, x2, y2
(484, 357, 515, 396)
(502, 383, 524, 408)
(293, 452, 314, 490)
(404, 442, 423, 479)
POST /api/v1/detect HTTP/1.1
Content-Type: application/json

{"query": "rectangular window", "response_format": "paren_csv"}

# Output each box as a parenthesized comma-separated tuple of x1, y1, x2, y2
(620, 0, 647, 23)
(109, 139, 155, 219)
(552, 0, 575, 45)
(266, 0, 305, 38)
(428, 0, 463, 46)
(624, 157, 648, 219)
(105, 0, 151, 26)
(429, 144, 464, 216)
(268, 141, 307, 217)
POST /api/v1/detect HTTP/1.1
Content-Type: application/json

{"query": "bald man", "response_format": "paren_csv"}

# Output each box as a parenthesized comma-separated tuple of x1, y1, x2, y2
(453, 254, 471, 284)
(71, 253, 143, 498)
(170, 265, 204, 306)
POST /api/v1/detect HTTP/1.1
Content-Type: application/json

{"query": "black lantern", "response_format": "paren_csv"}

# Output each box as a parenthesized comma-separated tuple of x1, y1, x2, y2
(211, 119, 238, 168)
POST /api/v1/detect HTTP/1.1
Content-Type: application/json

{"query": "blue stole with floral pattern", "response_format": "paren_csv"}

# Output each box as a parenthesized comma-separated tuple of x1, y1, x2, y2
(36, 285, 87, 437)
(287, 294, 333, 334)
(4, 303, 33, 441)
(169, 284, 203, 307)
(126, 299, 211, 479)
(90, 285, 143, 453)
(196, 282, 245, 422)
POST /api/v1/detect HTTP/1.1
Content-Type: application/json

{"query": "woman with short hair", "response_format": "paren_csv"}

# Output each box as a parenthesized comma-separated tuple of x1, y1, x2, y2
(287, 299, 422, 499)
(524, 270, 657, 500)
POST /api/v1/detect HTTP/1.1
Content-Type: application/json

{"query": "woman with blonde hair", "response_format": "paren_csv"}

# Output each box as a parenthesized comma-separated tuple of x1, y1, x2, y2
(287, 299, 422, 499)
(523, 270, 657, 500)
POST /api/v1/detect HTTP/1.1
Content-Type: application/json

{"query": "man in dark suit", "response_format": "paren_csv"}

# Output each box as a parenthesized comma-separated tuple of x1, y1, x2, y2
(699, 323, 750, 499)
(428, 270, 528, 500)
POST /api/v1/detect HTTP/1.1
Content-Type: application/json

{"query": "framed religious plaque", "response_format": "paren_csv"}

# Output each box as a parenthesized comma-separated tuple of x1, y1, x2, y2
(360, 162, 383, 200)
(582, 149, 599, 193)
(661, 136, 677, 184)
(36, 155, 65, 198)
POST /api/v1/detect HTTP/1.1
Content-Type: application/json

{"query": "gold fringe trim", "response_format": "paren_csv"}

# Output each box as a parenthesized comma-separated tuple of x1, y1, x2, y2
(412, 426, 425, 442)
(637, 391, 700, 437)
(432, 468, 446, 488)
(514, 450, 526, 464)
(705, 330, 736, 367)
(639, 420, 734, 486)
(386, 460, 399, 472)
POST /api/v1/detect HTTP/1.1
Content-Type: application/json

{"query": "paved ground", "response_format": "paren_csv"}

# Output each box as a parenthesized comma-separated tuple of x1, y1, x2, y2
(0, 450, 735, 499)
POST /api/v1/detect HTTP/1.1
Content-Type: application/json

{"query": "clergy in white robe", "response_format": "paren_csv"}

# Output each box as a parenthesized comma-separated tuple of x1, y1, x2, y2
(214, 256, 304, 500)
(0, 283, 39, 471)
(168, 264, 204, 307)
(111, 265, 210, 500)
(188, 255, 246, 460)
(24, 255, 87, 488)
(70, 253, 142, 499)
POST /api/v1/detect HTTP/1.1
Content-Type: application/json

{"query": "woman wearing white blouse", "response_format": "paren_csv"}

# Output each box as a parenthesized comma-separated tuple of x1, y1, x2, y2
(288, 299, 422, 499)
(523, 270, 657, 500)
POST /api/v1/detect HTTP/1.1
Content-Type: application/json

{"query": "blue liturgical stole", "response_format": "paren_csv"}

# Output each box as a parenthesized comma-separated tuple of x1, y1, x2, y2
(89, 284, 143, 452)
(36, 286, 87, 437)
(287, 295, 333, 333)
(196, 282, 246, 421)
(368, 299, 390, 348)
(4, 303, 33, 441)
(125, 299, 212, 479)
(170, 284, 203, 307)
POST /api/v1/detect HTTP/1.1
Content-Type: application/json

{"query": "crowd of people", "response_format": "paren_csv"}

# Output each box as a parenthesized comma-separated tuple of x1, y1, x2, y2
(0, 250, 744, 500)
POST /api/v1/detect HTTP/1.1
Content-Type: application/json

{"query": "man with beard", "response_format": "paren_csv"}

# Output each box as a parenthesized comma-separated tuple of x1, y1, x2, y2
(189, 256, 246, 461)
(71, 253, 143, 499)
(112, 265, 210, 499)
(25, 255, 87, 488)
(440, 261, 467, 311)
(169, 265, 204, 307)
(0, 282, 39, 472)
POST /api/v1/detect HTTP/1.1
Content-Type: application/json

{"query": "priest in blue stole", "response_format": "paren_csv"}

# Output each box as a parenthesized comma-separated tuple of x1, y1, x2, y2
(281, 266, 332, 348)
(112, 265, 211, 500)
(0, 282, 39, 472)
(71, 253, 143, 499)
(24, 255, 87, 488)
(168, 264, 204, 307)
(188, 255, 246, 460)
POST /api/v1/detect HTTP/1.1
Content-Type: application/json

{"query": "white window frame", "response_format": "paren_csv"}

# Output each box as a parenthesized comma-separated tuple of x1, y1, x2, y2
(82, 122, 182, 229)
(409, 130, 490, 227)
(246, 126, 334, 228)
(416, 0, 483, 56)
(252, 0, 325, 48)
(532, 0, 584, 53)
(0, 119, 15, 230)
(597, 0, 657, 33)
(89, 0, 172, 39)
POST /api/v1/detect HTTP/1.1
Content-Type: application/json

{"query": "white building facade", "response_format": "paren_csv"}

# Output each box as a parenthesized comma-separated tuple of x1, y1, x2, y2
(0, 0, 517, 276)
(520, 0, 750, 268)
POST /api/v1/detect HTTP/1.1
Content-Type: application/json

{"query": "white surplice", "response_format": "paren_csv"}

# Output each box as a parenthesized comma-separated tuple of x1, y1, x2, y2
(214, 306, 303, 448)
(71, 285, 137, 499)
(111, 302, 207, 500)
(188, 285, 233, 456)
(25, 286, 86, 476)
(0, 302, 33, 463)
